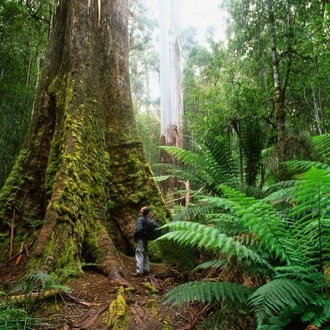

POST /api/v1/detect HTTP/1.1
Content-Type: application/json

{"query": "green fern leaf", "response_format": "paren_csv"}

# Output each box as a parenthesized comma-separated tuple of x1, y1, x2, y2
(248, 278, 311, 325)
(313, 134, 330, 164)
(159, 221, 270, 267)
(162, 281, 255, 307)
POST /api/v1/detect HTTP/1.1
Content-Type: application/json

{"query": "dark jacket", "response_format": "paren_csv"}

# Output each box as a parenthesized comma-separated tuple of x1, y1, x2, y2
(133, 214, 147, 240)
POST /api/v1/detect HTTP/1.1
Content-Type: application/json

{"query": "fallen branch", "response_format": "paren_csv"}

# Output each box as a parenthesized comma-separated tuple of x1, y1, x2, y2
(4, 237, 36, 264)
(130, 305, 147, 328)
(9, 208, 15, 258)
(65, 292, 104, 307)
(15, 242, 24, 265)
(77, 303, 109, 329)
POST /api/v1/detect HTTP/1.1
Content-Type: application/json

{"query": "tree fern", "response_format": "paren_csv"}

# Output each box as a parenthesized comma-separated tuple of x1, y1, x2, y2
(160, 134, 330, 329)
(248, 278, 311, 326)
(163, 281, 255, 306)
(159, 221, 270, 268)
(159, 141, 239, 195)
(290, 167, 330, 273)
(220, 185, 301, 265)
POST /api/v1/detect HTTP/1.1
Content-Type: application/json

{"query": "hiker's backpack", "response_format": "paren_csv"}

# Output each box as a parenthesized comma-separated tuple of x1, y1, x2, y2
(144, 218, 159, 241)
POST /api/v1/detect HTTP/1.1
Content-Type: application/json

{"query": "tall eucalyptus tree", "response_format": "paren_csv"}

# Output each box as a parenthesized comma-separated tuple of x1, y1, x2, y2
(158, 0, 184, 196)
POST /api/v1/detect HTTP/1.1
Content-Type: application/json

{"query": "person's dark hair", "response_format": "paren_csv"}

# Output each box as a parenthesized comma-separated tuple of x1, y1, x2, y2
(141, 206, 150, 216)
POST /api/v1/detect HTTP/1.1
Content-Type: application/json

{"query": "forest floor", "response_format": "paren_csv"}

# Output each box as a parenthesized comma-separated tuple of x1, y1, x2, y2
(0, 253, 196, 330)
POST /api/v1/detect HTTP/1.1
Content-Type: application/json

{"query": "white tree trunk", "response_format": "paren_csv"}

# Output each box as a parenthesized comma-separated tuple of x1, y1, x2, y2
(159, 0, 172, 142)
(158, 0, 184, 196)
(170, 0, 183, 148)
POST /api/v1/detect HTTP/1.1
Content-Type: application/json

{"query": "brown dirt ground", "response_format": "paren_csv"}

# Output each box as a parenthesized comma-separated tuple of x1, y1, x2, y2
(0, 253, 192, 330)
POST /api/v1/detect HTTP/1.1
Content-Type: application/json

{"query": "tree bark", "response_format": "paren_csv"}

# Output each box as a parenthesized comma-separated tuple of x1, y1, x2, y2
(158, 0, 184, 197)
(0, 0, 165, 285)
(267, 0, 286, 180)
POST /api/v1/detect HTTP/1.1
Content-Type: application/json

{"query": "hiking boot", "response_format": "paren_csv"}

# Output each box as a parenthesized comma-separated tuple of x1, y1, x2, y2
(131, 272, 143, 277)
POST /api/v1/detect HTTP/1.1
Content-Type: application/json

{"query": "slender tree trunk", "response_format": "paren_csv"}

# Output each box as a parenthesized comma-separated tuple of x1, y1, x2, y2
(267, 0, 286, 180)
(0, 0, 165, 285)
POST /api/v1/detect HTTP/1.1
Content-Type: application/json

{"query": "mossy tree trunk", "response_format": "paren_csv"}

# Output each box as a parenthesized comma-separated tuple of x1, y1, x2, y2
(0, 0, 165, 285)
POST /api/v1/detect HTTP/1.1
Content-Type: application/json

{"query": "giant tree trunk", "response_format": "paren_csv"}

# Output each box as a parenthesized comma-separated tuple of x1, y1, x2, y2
(0, 0, 165, 285)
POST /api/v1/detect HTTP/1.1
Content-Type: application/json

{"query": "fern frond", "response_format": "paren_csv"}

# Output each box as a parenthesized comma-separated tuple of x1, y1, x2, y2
(240, 201, 301, 265)
(285, 160, 330, 172)
(159, 143, 239, 195)
(178, 245, 197, 270)
(274, 265, 319, 282)
(262, 186, 297, 204)
(290, 167, 330, 271)
(248, 278, 311, 325)
(162, 281, 255, 307)
(193, 259, 227, 272)
(313, 134, 330, 164)
(14, 270, 71, 294)
(199, 304, 254, 330)
(217, 186, 300, 265)
(323, 296, 330, 318)
(159, 221, 270, 267)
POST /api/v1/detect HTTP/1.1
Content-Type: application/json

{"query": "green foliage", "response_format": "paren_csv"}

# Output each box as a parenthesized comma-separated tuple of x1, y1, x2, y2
(0, 302, 42, 330)
(0, 269, 70, 329)
(158, 139, 239, 195)
(248, 278, 311, 325)
(163, 281, 255, 306)
(0, 0, 51, 188)
(14, 270, 71, 298)
(160, 134, 330, 329)
(128, 0, 160, 168)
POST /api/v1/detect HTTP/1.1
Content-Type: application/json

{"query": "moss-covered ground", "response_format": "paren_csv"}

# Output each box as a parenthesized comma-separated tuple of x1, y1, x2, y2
(0, 254, 190, 330)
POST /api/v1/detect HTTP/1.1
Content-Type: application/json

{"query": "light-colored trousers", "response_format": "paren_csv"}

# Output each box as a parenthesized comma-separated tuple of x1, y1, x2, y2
(135, 238, 149, 274)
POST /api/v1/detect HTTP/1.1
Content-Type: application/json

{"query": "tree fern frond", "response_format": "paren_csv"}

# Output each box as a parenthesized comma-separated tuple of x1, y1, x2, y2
(199, 304, 254, 330)
(262, 186, 297, 204)
(236, 199, 301, 265)
(274, 265, 319, 282)
(154, 162, 201, 183)
(173, 197, 226, 222)
(248, 278, 311, 325)
(285, 160, 330, 172)
(313, 134, 330, 164)
(177, 245, 197, 270)
(291, 167, 330, 218)
(289, 167, 330, 271)
(193, 259, 227, 272)
(159, 221, 270, 267)
(323, 296, 330, 318)
(258, 309, 300, 330)
(211, 214, 247, 236)
(162, 281, 255, 307)
(159, 143, 238, 194)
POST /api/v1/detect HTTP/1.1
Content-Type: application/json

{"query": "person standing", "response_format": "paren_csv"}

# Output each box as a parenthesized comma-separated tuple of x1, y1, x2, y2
(132, 206, 151, 276)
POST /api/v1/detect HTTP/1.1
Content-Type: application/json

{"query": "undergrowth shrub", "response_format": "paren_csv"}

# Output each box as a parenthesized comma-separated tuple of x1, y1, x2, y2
(0, 270, 71, 329)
